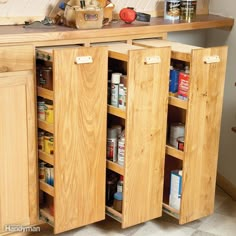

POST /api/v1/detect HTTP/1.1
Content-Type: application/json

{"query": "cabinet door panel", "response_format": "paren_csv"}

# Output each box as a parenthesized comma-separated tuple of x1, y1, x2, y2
(180, 46, 228, 224)
(123, 47, 170, 228)
(53, 47, 107, 234)
(0, 71, 36, 232)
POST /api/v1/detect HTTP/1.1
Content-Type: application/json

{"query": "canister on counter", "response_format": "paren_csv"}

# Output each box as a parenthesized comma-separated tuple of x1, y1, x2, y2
(180, 0, 197, 22)
(164, 0, 181, 21)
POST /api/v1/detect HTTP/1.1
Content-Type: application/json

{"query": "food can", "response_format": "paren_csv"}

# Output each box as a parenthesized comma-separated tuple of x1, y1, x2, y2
(44, 132, 54, 155)
(164, 0, 181, 21)
(177, 136, 185, 151)
(39, 161, 45, 181)
(37, 100, 45, 120)
(45, 100, 54, 124)
(180, 0, 197, 22)
(38, 130, 45, 151)
(169, 123, 185, 148)
(41, 66, 53, 90)
(178, 71, 189, 100)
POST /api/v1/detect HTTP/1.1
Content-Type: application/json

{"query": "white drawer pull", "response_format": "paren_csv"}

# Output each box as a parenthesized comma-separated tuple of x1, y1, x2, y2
(144, 56, 161, 64)
(203, 55, 220, 64)
(75, 56, 93, 64)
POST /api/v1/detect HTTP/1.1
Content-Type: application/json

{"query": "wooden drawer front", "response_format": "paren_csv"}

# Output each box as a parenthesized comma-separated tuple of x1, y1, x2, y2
(0, 45, 34, 72)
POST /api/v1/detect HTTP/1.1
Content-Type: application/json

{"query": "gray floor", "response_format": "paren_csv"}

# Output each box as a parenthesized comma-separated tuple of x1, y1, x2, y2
(38, 186, 236, 236)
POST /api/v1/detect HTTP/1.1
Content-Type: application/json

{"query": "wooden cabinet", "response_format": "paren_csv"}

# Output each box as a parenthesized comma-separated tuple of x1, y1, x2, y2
(93, 42, 170, 228)
(134, 39, 228, 224)
(0, 45, 37, 233)
(36, 46, 108, 234)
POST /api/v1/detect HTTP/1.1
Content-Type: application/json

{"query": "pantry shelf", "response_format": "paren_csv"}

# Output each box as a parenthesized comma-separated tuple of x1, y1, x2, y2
(37, 87, 53, 100)
(106, 160, 124, 176)
(162, 203, 180, 220)
(38, 120, 54, 134)
(39, 180, 54, 197)
(107, 105, 126, 119)
(106, 206, 122, 223)
(168, 96, 188, 110)
(38, 150, 54, 166)
(166, 145, 184, 161)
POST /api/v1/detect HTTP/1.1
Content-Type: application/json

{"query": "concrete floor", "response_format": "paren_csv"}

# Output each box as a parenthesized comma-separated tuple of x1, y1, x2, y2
(37, 186, 236, 236)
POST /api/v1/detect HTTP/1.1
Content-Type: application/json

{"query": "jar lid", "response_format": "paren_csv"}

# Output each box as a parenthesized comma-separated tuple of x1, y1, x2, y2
(111, 73, 121, 84)
(107, 128, 117, 138)
(114, 192, 123, 201)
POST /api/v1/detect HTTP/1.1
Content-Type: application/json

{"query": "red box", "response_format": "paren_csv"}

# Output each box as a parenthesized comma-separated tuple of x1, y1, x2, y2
(178, 72, 189, 100)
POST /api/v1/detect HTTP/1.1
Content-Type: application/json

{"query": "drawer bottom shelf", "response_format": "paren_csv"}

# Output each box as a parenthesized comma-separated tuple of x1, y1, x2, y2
(105, 206, 122, 223)
(40, 208, 54, 227)
(162, 203, 180, 220)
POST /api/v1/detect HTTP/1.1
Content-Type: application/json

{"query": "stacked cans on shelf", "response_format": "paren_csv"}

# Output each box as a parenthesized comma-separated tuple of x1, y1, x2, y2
(169, 63, 190, 101)
(39, 161, 54, 186)
(109, 72, 127, 109)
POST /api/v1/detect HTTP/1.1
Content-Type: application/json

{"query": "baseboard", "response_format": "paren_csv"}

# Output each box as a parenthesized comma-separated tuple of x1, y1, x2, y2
(216, 172, 236, 200)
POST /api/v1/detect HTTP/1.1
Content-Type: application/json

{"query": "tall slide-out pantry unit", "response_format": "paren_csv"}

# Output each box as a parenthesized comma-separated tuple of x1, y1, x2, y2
(36, 46, 107, 234)
(92, 42, 171, 228)
(134, 39, 228, 224)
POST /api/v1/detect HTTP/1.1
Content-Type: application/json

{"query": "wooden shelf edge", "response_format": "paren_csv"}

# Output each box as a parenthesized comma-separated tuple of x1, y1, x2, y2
(107, 105, 126, 119)
(108, 51, 128, 62)
(37, 87, 53, 100)
(38, 150, 54, 165)
(168, 96, 188, 109)
(166, 145, 184, 160)
(38, 119, 54, 134)
(106, 160, 124, 175)
(39, 208, 54, 227)
(162, 203, 180, 219)
(106, 206, 122, 222)
(39, 180, 54, 197)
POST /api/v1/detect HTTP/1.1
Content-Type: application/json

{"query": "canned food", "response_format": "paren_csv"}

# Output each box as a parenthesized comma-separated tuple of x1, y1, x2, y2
(169, 123, 185, 148)
(41, 66, 53, 90)
(38, 130, 45, 151)
(45, 100, 54, 124)
(177, 136, 185, 151)
(37, 100, 45, 120)
(164, 0, 181, 21)
(180, 0, 197, 22)
(44, 132, 54, 155)
(39, 161, 45, 181)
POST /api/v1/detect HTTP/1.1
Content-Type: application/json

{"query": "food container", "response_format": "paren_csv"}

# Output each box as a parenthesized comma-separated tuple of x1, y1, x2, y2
(180, 0, 197, 22)
(75, 4, 103, 29)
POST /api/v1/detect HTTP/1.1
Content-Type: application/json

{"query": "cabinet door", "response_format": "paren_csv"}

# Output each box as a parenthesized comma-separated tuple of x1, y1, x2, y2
(123, 47, 170, 228)
(180, 46, 228, 224)
(53, 47, 107, 233)
(0, 70, 36, 232)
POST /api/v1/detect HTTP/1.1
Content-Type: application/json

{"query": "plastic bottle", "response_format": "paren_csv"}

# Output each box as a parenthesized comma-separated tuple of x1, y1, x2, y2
(117, 175, 124, 193)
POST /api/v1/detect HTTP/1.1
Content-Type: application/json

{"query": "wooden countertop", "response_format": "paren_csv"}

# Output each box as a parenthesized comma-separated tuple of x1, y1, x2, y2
(0, 14, 234, 46)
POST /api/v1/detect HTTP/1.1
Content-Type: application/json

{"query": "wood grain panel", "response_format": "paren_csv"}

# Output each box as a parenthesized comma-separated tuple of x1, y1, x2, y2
(53, 47, 107, 234)
(122, 47, 170, 228)
(0, 45, 33, 72)
(0, 70, 36, 232)
(180, 46, 228, 224)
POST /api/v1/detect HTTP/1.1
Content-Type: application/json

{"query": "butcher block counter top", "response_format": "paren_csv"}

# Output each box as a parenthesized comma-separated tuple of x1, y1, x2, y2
(0, 14, 234, 46)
